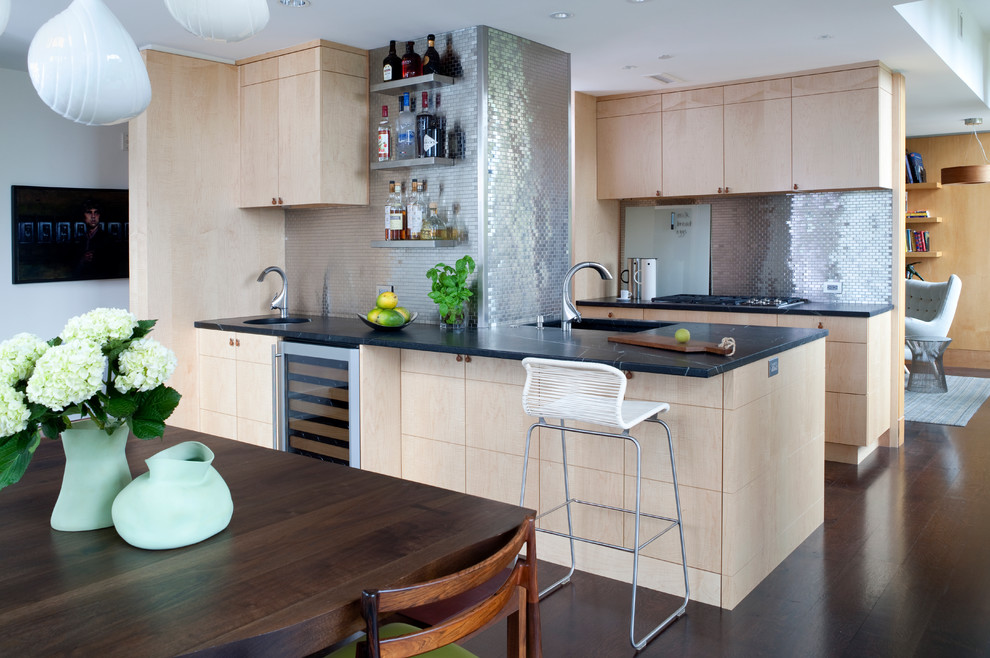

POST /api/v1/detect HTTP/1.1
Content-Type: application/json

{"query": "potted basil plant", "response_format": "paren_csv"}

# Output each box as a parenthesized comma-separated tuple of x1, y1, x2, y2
(426, 255, 476, 330)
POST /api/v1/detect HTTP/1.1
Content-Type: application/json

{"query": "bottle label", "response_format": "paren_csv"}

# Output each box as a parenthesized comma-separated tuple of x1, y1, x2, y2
(389, 210, 404, 230)
(408, 206, 423, 234)
(399, 129, 415, 146)
(423, 133, 438, 155)
(377, 129, 390, 161)
(383, 64, 392, 80)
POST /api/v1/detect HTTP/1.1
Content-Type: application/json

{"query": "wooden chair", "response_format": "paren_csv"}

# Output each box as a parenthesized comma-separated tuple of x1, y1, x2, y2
(326, 517, 542, 658)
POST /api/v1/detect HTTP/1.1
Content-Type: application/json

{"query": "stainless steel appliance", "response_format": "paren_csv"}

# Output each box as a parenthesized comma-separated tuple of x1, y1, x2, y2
(625, 257, 658, 301)
(274, 341, 360, 467)
(651, 294, 808, 309)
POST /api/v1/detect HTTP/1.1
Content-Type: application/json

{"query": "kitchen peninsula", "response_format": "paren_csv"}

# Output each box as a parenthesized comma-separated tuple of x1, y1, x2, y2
(196, 316, 827, 609)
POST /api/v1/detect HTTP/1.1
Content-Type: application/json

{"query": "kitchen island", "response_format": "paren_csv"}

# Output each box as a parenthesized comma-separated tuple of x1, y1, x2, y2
(195, 316, 827, 609)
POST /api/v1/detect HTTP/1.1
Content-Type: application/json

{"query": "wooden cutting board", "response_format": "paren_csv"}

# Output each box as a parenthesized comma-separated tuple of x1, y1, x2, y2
(608, 333, 733, 355)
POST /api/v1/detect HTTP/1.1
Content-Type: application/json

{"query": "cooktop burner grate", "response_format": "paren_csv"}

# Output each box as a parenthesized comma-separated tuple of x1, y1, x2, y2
(651, 294, 808, 308)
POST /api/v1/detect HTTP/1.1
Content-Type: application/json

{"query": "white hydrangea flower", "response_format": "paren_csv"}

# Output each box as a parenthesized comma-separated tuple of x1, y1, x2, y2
(0, 384, 31, 437)
(0, 333, 49, 386)
(26, 340, 106, 412)
(60, 308, 138, 346)
(114, 337, 177, 393)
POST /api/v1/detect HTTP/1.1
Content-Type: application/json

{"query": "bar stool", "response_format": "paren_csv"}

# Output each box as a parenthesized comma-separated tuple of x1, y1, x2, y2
(518, 357, 689, 650)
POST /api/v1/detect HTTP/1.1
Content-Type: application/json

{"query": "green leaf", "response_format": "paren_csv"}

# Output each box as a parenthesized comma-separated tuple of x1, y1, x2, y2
(0, 431, 42, 492)
(128, 417, 166, 440)
(132, 319, 157, 340)
(105, 395, 138, 419)
(128, 386, 182, 439)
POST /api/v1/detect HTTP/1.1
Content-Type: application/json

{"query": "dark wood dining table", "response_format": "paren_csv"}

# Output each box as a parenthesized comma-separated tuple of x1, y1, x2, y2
(0, 428, 534, 656)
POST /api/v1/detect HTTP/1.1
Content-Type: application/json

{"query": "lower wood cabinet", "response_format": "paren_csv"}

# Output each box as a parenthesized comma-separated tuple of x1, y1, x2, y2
(196, 329, 276, 448)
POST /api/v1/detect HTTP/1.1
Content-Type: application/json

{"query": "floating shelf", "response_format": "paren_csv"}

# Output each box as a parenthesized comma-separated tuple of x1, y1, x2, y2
(906, 216, 943, 224)
(370, 73, 454, 94)
(905, 251, 942, 258)
(371, 240, 457, 248)
(906, 182, 941, 190)
(371, 157, 456, 171)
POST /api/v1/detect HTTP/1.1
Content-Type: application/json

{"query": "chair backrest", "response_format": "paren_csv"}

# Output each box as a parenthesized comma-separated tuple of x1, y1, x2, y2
(521, 357, 627, 428)
(904, 274, 962, 336)
(357, 517, 541, 658)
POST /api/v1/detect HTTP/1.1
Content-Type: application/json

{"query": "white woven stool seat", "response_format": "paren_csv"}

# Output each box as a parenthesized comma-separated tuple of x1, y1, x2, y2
(521, 358, 669, 429)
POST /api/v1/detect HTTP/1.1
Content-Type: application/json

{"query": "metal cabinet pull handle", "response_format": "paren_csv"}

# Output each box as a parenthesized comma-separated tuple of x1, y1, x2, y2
(456, 354, 463, 362)
(229, 338, 234, 346)
(464, 355, 472, 363)
(818, 322, 824, 329)
(235, 339, 240, 347)
(271, 197, 277, 205)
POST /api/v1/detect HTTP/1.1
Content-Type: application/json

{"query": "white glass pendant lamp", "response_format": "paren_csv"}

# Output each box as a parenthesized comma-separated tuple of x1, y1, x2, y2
(27, 0, 152, 126)
(164, 0, 270, 43)
(0, 0, 11, 37)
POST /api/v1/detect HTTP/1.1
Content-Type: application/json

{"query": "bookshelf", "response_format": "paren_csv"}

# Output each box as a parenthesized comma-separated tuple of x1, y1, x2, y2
(905, 181, 944, 258)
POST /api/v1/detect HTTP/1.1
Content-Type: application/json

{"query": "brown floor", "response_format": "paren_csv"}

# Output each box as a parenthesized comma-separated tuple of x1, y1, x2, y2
(464, 367, 990, 657)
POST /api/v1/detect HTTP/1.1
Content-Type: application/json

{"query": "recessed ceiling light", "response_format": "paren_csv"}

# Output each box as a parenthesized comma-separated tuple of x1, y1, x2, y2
(549, 12, 572, 19)
(657, 54, 674, 60)
(280, 0, 310, 6)
(627, 0, 651, 3)
(622, 65, 639, 70)
(817, 34, 833, 40)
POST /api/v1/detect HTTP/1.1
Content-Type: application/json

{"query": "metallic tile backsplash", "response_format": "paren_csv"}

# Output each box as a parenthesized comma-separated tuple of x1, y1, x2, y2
(284, 27, 571, 328)
(623, 190, 893, 304)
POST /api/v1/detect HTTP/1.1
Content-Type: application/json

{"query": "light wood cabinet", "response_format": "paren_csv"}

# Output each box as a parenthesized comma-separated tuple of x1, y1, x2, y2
(197, 329, 276, 448)
(238, 41, 369, 208)
(791, 67, 892, 191)
(662, 88, 724, 197)
(596, 96, 662, 200)
(723, 79, 792, 193)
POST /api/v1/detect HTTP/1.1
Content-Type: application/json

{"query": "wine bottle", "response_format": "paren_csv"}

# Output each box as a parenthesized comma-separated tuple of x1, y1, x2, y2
(407, 179, 425, 240)
(417, 91, 435, 158)
(377, 105, 391, 162)
(422, 34, 441, 75)
(401, 41, 421, 78)
(397, 93, 415, 160)
(382, 41, 402, 82)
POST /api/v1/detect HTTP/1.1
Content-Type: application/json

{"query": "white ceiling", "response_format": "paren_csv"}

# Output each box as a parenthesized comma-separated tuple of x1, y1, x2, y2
(1, 0, 988, 137)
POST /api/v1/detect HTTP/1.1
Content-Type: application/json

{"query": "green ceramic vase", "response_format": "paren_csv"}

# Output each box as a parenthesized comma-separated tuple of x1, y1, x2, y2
(111, 441, 233, 550)
(51, 420, 132, 532)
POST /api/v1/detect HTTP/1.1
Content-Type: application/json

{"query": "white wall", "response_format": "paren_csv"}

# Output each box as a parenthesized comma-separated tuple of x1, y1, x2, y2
(0, 67, 129, 340)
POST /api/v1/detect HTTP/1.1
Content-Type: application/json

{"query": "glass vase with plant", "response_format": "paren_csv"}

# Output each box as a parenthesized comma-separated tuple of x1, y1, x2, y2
(426, 255, 476, 329)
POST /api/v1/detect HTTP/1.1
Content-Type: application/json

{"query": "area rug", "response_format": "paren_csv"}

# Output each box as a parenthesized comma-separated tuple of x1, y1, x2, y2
(904, 376, 990, 426)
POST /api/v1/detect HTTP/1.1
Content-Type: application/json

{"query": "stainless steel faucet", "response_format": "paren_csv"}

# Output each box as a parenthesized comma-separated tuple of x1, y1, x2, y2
(258, 266, 288, 318)
(562, 261, 613, 332)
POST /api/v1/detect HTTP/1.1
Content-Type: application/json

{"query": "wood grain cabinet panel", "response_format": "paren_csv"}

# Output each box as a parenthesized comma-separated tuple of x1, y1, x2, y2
(723, 98, 792, 193)
(662, 105, 723, 197)
(239, 42, 368, 208)
(597, 111, 662, 199)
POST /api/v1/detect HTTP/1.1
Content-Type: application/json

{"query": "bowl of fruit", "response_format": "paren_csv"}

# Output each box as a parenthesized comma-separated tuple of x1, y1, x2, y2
(358, 291, 417, 331)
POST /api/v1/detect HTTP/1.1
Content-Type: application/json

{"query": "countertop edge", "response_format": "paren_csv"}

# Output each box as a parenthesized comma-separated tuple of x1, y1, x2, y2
(576, 298, 893, 318)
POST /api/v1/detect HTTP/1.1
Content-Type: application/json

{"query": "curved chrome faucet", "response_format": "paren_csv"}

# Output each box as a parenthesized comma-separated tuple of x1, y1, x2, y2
(258, 266, 288, 318)
(562, 261, 613, 332)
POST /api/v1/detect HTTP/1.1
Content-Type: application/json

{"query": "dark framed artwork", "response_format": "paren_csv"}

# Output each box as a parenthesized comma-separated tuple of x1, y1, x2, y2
(11, 185, 129, 284)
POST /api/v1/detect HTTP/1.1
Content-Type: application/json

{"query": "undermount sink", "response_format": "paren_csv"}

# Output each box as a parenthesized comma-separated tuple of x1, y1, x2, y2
(529, 318, 673, 333)
(243, 316, 312, 325)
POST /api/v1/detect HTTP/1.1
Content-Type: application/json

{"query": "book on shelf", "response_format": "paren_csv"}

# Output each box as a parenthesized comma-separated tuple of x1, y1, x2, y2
(906, 229, 931, 252)
(906, 210, 931, 218)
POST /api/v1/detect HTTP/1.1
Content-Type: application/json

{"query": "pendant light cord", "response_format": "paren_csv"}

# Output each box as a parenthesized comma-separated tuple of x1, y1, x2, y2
(974, 128, 990, 164)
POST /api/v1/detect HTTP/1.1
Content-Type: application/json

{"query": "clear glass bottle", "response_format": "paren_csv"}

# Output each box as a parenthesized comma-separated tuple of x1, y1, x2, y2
(384, 181, 397, 240)
(407, 179, 424, 240)
(386, 181, 406, 240)
(377, 105, 391, 162)
(422, 202, 441, 241)
(397, 93, 415, 160)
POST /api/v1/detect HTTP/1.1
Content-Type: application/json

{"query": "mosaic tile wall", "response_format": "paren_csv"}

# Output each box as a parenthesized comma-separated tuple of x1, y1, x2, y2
(285, 27, 481, 323)
(482, 28, 570, 327)
(284, 27, 571, 327)
(622, 189, 893, 304)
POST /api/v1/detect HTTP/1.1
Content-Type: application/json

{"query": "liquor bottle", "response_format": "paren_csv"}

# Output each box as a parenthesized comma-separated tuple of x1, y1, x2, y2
(397, 93, 415, 160)
(407, 179, 425, 240)
(431, 92, 446, 158)
(384, 181, 397, 240)
(422, 34, 441, 75)
(382, 41, 402, 82)
(417, 91, 435, 158)
(387, 181, 407, 240)
(401, 41, 421, 78)
(377, 105, 391, 162)
(422, 202, 440, 241)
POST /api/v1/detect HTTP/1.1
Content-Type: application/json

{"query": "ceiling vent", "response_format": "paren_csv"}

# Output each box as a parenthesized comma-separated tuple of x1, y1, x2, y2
(646, 72, 683, 85)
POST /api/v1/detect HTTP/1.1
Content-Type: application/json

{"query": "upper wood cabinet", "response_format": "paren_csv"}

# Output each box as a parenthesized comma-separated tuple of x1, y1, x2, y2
(596, 96, 662, 200)
(596, 63, 893, 199)
(238, 41, 369, 208)
(723, 79, 792, 194)
(791, 67, 892, 191)
(662, 88, 723, 197)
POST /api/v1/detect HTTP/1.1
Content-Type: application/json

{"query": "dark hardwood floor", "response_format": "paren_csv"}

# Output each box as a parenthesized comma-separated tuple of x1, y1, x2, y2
(465, 368, 990, 657)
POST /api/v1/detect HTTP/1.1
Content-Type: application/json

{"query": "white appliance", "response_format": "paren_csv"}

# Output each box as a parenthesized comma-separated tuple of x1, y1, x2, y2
(623, 204, 711, 297)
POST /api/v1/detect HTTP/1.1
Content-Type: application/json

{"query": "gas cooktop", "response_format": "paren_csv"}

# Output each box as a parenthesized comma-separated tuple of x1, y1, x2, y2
(651, 294, 809, 309)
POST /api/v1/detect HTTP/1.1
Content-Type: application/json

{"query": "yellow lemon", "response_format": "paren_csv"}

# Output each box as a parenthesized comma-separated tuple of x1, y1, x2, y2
(675, 328, 691, 343)
(393, 306, 411, 322)
(367, 308, 382, 323)
(377, 309, 405, 327)
(376, 291, 398, 309)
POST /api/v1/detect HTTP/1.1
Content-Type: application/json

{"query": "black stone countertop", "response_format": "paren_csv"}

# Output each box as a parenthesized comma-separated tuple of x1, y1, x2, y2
(577, 297, 893, 318)
(195, 315, 827, 378)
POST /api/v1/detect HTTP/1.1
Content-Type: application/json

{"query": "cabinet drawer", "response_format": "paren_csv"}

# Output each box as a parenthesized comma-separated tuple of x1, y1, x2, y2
(198, 329, 236, 358)
(236, 333, 277, 364)
(579, 306, 644, 320)
(777, 315, 867, 343)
